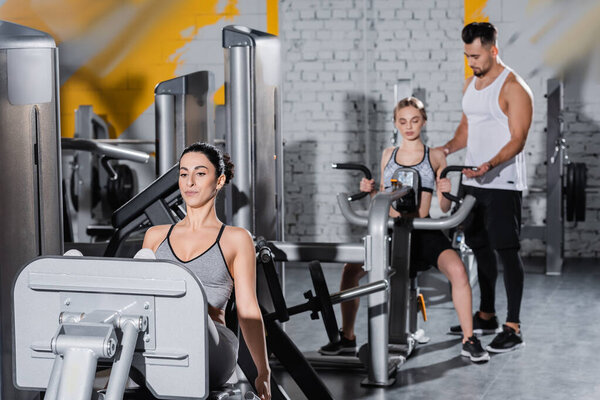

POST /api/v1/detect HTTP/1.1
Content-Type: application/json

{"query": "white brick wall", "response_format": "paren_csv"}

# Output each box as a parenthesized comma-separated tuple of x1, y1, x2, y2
(279, 0, 465, 242)
(487, 0, 600, 257)
(279, 0, 600, 257)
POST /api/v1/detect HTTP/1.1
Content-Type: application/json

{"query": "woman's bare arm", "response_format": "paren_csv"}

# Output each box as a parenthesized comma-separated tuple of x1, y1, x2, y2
(228, 227, 271, 399)
(142, 225, 171, 252)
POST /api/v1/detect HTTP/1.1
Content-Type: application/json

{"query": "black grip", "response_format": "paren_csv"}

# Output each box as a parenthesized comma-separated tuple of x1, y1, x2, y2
(101, 156, 119, 181)
(255, 238, 289, 323)
(332, 163, 373, 201)
(439, 165, 477, 203)
(331, 163, 372, 179)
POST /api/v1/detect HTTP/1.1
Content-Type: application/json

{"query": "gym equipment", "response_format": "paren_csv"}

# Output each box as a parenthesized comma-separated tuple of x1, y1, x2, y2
(331, 163, 372, 201)
(62, 106, 150, 242)
(155, 71, 215, 176)
(13, 254, 211, 400)
(104, 164, 181, 257)
(390, 168, 420, 213)
(565, 162, 587, 222)
(247, 242, 388, 399)
(521, 79, 589, 275)
(0, 20, 63, 400)
(243, 244, 338, 400)
(223, 25, 284, 242)
(330, 164, 476, 386)
(440, 165, 479, 288)
(257, 240, 388, 348)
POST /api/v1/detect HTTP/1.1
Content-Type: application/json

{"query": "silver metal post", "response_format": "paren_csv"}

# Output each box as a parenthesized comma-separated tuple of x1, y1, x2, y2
(363, 190, 407, 387)
(44, 355, 63, 400)
(228, 45, 253, 232)
(330, 280, 388, 305)
(57, 348, 99, 400)
(105, 318, 145, 400)
(546, 78, 563, 275)
(155, 94, 176, 175)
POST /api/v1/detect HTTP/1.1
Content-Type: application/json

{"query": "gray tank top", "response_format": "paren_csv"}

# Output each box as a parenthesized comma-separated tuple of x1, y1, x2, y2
(155, 224, 234, 310)
(382, 146, 435, 193)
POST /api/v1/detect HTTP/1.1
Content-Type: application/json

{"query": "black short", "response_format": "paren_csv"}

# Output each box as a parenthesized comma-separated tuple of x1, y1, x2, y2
(410, 229, 454, 272)
(461, 185, 522, 250)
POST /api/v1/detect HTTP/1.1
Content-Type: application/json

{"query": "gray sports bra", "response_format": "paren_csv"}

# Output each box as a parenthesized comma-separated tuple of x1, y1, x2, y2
(382, 146, 436, 193)
(155, 224, 234, 310)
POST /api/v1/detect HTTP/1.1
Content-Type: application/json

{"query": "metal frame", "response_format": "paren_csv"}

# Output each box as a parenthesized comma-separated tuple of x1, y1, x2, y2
(154, 70, 215, 176)
(545, 78, 564, 275)
(336, 192, 476, 385)
(13, 256, 210, 400)
(520, 78, 564, 275)
(223, 25, 284, 241)
(0, 20, 63, 400)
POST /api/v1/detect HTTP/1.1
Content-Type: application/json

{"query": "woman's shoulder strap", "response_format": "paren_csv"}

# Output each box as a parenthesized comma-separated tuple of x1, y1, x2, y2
(216, 224, 226, 242)
(166, 224, 176, 238)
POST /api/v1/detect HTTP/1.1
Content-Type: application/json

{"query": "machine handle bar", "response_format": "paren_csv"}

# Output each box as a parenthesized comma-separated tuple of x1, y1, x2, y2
(439, 165, 477, 203)
(62, 138, 150, 164)
(332, 163, 372, 201)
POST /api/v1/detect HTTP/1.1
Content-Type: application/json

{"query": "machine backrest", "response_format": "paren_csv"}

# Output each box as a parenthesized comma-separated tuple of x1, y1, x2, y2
(13, 256, 209, 399)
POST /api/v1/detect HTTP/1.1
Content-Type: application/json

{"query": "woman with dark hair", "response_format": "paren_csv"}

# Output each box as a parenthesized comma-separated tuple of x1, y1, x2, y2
(143, 142, 271, 399)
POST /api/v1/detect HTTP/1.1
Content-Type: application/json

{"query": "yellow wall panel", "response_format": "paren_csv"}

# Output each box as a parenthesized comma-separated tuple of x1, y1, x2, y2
(0, 0, 271, 138)
(464, 0, 489, 80)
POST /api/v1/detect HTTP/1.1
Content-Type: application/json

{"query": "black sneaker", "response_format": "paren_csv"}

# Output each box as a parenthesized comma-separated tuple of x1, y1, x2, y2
(486, 324, 524, 353)
(318, 330, 357, 355)
(461, 335, 490, 362)
(449, 312, 501, 336)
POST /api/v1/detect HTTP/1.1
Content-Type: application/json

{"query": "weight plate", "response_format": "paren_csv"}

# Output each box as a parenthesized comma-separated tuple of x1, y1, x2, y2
(565, 163, 576, 222)
(106, 164, 135, 210)
(308, 261, 340, 344)
(575, 163, 587, 222)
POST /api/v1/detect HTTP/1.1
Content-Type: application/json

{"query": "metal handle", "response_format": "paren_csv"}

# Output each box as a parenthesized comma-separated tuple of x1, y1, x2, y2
(62, 138, 150, 163)
(337, 187, 412, 227)
(439, 165, 477, 203)
(332, 163, 373, 201)
(412, 195, 476, 230)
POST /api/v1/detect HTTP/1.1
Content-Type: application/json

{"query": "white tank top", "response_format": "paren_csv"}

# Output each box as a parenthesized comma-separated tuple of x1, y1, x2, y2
(462, 67, 527, 191)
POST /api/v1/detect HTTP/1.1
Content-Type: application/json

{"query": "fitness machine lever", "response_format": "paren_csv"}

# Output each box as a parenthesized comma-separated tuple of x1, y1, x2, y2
(332, 163, 373, 201)
(439, 165, 477, 203)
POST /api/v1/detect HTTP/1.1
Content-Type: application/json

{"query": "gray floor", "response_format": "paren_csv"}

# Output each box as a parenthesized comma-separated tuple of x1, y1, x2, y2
(271, 258, 600, 400)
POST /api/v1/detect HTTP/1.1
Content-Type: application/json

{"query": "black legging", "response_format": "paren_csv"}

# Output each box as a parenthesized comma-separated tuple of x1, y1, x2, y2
(474, 245, 524, 324)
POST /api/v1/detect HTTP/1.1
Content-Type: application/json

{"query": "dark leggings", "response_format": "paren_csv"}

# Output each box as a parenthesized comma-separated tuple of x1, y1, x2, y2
(474, 245, 524, 324)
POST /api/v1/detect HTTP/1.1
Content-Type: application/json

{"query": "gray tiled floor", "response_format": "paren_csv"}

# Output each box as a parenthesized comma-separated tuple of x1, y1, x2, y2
(272, 258, 600, 399)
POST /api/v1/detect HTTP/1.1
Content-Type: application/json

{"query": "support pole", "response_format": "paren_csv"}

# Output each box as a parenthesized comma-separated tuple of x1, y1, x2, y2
(155, 94, 176, 176)
(105, 317, 146, 400)
(57, 348, 100, 400)
(362, 191, 406, 387)
(546, 78, 563, 275)
(228, 45, 254, 232)
(44, 355, 63, 400)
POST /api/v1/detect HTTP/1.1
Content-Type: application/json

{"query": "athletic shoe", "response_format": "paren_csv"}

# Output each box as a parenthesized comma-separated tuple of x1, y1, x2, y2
(461, 335, 490, 362)
(318, 330, 357, 355)
(486, 324, 525, 353)
(449, 312, 501, 336)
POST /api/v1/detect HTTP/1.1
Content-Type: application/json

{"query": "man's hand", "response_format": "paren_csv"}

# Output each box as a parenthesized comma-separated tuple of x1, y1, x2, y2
(432, 146, 450, 157)
(462, 162, 492, 179)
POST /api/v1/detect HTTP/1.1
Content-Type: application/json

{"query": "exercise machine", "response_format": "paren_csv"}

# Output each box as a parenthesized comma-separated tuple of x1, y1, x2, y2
(521, 78, 588, 275)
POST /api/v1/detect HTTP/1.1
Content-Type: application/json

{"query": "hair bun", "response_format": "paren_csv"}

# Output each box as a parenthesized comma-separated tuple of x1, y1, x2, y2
(222, 153, 235, 183)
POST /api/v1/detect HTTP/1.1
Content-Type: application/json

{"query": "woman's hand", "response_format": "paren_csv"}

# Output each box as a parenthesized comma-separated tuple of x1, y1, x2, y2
(359, 178, 376, 193)
(255, 370, 271, 400)
(436, 177, 451, 194)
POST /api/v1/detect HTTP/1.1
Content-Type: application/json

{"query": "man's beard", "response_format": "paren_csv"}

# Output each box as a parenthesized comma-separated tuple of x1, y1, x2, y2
(473, 66, 489, 77)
